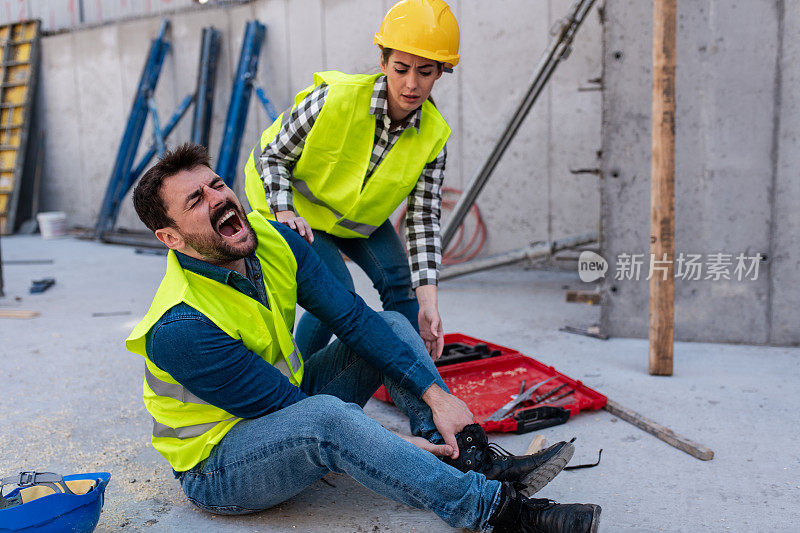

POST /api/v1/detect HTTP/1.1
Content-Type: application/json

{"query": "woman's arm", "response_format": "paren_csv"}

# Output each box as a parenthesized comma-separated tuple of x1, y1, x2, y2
(259, 84, 330, 243)
(405, 144, 447, 359)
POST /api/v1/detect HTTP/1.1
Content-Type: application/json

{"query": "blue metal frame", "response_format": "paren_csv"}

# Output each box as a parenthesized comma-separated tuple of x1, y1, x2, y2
(191, 27, 221, 147)
(216, 20, 266, 187)
(95, 19, 171, 237)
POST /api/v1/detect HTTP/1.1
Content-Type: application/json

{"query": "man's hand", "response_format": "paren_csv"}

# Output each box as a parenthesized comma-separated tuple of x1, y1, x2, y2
(422, 383, 473, 459)
(275, 210, 314, 244)
(416, 285, 444, 360)
(394, 433, 454, 457)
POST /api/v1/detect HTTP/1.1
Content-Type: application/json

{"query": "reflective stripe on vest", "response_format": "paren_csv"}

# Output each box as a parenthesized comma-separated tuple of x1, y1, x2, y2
(291, 181, 379, 237)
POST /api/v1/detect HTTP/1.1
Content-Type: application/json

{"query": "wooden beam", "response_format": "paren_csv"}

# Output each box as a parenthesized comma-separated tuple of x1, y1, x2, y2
(0, 309, 40, 319)
(566, 290, 601, 305)
(649, 0, 677, 375)
(604, 399, 714, 461)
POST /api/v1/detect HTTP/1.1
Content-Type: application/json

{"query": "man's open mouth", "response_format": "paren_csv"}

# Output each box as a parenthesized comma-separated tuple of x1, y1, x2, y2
(215, 209, 244, 238)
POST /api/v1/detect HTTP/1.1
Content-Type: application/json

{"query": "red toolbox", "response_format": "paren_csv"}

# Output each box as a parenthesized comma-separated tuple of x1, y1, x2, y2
(373, 333, 607, 433)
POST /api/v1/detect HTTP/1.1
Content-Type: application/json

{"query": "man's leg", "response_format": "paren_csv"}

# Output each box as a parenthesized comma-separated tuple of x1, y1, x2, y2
(301, 310, 448, 442)
(301, 311, 577, 498)
(178, 394, 503, 530)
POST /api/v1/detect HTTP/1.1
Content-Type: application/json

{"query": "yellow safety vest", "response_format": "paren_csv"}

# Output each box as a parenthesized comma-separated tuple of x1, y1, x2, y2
(244, 71, 451, 239)
(125, 212, 303, 471)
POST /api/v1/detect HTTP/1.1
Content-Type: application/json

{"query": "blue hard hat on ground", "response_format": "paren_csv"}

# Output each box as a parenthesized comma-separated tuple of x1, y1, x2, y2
(0, 471, 111, 533)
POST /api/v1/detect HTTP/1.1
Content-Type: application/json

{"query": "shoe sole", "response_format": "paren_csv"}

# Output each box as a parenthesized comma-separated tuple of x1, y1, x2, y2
(588, 504, 602, 533)
(520, 442, 575, 497)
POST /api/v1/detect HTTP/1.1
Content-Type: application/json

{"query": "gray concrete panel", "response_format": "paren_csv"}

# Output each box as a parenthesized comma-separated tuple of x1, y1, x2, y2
(459, 0, 551, 253)
(601, 0, 791, 344)
(39, 33, 84, 217)
(323, 0, 384, 75)
(600, 0, 654, 339)
(547, 0, 603, 241)
(72, 25, 128, 227)
(286, 0, 326, 93)
(771, 0, 800, 345)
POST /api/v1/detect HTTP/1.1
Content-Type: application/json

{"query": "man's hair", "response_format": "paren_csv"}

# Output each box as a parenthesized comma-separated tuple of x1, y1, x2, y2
(133, 143, 212, 232)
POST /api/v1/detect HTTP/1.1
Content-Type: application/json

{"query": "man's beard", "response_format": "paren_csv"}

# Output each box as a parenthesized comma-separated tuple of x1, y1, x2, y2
(181, 203, 258, 264)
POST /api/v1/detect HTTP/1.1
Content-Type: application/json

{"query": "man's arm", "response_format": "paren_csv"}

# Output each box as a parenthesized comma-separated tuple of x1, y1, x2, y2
(272, 221, 438, 399)
(147, 304, 307, 418)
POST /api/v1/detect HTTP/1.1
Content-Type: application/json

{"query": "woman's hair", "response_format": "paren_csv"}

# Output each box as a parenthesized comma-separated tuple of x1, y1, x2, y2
(380, 47, 444, 73)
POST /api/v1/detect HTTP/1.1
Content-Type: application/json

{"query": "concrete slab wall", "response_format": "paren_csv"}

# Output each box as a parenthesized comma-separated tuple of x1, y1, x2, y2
(0, 0, 202, 32)
(35, 0, 603, 256)
(600, 0, 800, 346)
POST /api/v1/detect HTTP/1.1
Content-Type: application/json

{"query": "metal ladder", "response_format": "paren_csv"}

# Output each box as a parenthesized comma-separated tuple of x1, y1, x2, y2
(0, 20, 40, 235)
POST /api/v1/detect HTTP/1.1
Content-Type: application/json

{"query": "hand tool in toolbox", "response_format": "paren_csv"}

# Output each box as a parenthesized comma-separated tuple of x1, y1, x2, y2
(484, 376, 556, 421)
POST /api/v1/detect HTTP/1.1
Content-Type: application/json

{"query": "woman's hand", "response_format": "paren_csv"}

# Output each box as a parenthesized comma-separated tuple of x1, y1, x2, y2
(275, 210, 314, 244)
(416, 285, 443, 360)
(394, 432, 454, 457)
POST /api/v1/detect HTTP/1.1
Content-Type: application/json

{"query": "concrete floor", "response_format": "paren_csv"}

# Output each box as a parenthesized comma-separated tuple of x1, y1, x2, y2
(1, 234, 799, 532)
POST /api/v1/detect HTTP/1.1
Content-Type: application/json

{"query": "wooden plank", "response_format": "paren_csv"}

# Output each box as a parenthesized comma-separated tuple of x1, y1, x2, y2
(604, 399, 714, 461)
(649, 0, 676, 375)
(0, 308, 39, 318)
(566, 290, 601, 305)
(524, 435, 546, 456)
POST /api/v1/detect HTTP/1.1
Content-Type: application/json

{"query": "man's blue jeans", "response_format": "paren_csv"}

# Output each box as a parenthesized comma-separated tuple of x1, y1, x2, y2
(295, 220, 420, 357)
(178, 312, 502, 531)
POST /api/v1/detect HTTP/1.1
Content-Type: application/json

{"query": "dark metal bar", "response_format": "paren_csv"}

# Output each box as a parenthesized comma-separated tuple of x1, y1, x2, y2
(441, 0, 597, 249)
(439, 233, 597, 281)
(216, 20, 266, 187)
(147, 96, 165, 155)
(191, 27, 221, 147)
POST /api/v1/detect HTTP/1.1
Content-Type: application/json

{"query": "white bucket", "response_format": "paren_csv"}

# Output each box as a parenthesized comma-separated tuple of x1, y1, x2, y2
(36, 211, 68, 239)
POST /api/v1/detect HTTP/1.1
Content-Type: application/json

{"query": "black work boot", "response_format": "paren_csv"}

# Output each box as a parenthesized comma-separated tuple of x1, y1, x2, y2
(442, 424, 574, 495)
(489, 482, 601, 533)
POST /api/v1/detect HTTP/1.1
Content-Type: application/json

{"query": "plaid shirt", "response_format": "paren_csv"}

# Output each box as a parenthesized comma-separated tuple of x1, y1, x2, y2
(258, 75, 446, 287)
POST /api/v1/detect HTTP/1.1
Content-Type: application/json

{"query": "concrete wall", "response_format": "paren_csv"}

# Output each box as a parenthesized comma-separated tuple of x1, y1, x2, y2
(35, 0, 603, 255)
(0, 0, 205, 32)
(600, 0, 800, 346)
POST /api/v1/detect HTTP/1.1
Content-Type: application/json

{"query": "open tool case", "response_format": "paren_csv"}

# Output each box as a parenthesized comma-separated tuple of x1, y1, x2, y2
(373, 333, 607, 433)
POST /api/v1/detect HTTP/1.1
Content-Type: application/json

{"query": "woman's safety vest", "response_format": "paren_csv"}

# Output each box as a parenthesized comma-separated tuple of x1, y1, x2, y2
(243, 71, 451, 239)
(125, 213, 303, 472)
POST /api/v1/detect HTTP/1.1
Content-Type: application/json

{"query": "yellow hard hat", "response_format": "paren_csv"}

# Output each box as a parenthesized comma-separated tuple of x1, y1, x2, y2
(374, 0, 460, 68)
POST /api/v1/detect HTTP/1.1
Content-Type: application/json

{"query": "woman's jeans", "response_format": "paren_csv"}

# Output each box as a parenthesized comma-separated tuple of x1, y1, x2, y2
(178, 312, 502, 531)
(295, 220, 420, 357)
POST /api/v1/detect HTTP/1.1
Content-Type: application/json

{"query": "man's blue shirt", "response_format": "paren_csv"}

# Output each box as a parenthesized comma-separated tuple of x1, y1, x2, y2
(145, 220, 436, 419)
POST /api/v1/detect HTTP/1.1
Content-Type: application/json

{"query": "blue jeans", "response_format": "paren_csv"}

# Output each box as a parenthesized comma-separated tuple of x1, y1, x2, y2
(178, 312, 502, 530)
(295, 220, 420, 356)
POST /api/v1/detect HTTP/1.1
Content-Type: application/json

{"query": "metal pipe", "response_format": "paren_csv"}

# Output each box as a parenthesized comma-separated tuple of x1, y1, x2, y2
(441, 0, 597, 249)
(127, 93, 195, 191)
(216, 21, 266, 187)
(191, 27, 221, 147)
(439, 233, 597, 281)
(95, 19, 170, 237)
